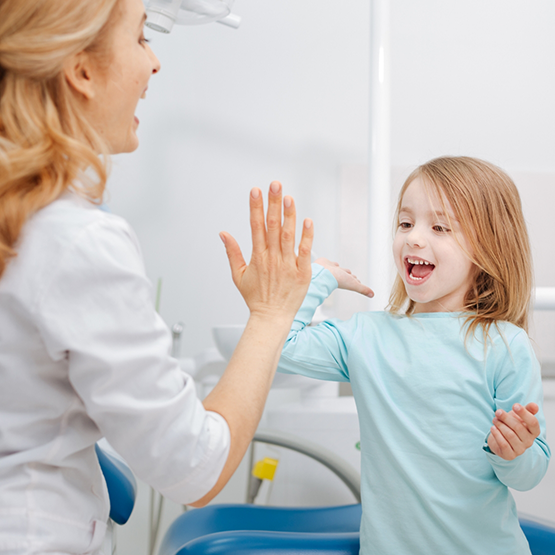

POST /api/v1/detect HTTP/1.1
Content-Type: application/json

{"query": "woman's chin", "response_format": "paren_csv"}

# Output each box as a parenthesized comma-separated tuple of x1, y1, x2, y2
(113, 133, 140, 155)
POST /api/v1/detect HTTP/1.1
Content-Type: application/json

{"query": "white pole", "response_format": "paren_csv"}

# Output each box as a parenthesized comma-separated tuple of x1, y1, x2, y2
(534, 288, 555, 311)
(368, 0, 392, 310)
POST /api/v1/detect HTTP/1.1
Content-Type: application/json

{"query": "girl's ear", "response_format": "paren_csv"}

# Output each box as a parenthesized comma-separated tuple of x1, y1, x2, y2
(63, 51, 96, 100)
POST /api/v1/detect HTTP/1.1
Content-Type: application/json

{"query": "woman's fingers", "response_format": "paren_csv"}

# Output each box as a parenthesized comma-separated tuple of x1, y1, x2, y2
(220, 232, 247, 287)
(281, 196, 296, 263)
(297, 219, 314, 275)
(250, 188, 266, 256)
(266, 182, 283, 255)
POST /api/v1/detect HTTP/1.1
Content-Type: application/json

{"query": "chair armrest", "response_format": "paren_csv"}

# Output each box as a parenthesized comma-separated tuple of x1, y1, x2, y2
(95, 444, 137, 525)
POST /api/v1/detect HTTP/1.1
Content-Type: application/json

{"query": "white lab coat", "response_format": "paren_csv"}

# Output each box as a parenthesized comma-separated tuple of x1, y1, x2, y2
(0, 191, 230, 554)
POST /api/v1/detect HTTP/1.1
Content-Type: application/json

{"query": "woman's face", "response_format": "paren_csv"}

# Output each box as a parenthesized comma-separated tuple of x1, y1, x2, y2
(82, 0, 161, 153)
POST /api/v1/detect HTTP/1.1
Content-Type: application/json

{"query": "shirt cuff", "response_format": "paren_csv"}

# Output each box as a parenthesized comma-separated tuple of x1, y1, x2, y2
(158, 410, 231, 504)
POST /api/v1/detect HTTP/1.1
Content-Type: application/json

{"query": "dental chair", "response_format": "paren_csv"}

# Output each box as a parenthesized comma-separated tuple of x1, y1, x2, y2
(97, 432, 555, 555)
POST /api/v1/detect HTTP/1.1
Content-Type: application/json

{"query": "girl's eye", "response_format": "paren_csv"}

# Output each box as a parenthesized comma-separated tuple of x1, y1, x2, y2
(140, 36, 151, 45)
(433, 225, 450, 233)
(399, 222, 412, 230)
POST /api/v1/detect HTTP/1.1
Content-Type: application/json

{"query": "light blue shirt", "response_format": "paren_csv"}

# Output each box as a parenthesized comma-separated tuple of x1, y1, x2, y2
(278, 264, 550, 555)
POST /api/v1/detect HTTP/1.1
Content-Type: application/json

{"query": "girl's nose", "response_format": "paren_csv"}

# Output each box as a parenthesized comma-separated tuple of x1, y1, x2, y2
(406, 227, 426, 248)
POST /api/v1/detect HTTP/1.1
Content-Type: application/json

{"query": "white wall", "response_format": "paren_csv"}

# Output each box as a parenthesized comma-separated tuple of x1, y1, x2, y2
(109, 0, 555, 360)
(109, 1, 555, 550)
(109, 0, 370, 357)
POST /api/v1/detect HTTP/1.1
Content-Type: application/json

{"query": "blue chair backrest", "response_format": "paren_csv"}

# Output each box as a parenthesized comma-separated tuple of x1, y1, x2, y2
(520, 517, 555, 555)
(95, 444, 137, 525)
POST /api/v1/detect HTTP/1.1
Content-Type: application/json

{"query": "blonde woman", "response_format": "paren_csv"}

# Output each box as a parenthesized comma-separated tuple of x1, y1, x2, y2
(278, 157, 551, 554)
(0, 0, 314, 553)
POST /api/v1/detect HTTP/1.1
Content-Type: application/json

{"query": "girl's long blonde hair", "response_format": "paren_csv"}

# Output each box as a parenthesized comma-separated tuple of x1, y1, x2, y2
(388, 156, 533, 337)
(0, 0, 120, 278)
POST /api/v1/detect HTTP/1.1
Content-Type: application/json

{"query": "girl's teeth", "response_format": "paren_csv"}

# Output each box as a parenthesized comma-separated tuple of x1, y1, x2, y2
(407, 258, 431, 265)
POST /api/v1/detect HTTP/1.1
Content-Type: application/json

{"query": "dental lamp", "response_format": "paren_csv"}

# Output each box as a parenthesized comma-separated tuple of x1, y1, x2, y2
(145, 0, 241, 33)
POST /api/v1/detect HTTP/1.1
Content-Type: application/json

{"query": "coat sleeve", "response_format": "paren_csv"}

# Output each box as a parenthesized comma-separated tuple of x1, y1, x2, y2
(483, 329, 551, 491)
(35, 215, 230, 504)
(278, 263, 351, 382)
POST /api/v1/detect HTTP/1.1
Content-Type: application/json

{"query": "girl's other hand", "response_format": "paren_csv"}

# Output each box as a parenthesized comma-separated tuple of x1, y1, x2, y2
(220, 182, 314, 321)
(315, 257, 374, 298)
(487, 402, 540, 461)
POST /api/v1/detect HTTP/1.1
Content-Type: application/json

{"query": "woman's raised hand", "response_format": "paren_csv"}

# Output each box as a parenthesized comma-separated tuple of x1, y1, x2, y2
(315, 257, 374, 298)
(219, 182, 314, 320)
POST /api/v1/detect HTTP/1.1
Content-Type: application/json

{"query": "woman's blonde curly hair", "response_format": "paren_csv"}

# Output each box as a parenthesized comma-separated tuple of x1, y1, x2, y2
(388, 156, 533, 337)
(0, 0, 120, 278)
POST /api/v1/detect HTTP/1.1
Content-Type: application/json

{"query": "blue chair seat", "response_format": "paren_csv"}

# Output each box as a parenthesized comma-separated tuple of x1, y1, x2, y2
(159, 504, 362, 555)
(170, 530, 361, 555)
(95, 441, 555, 555)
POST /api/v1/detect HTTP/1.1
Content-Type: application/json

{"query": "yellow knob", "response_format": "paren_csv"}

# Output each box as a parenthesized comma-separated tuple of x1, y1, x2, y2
(252, 457, 279, 481)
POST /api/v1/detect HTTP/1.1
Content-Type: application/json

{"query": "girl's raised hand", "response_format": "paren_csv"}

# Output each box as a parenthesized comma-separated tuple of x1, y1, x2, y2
(315, 257, 374, 298)
(219, 182, 314, 321)
(487, 402, 540, 461)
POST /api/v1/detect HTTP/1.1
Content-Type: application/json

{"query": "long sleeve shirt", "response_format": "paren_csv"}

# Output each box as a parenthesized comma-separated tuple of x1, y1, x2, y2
(0, 192, 230, 555)
(278, 264, 550, 555)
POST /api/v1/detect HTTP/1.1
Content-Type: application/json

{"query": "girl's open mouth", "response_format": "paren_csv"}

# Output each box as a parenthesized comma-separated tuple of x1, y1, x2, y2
(405, 257, 435, 284)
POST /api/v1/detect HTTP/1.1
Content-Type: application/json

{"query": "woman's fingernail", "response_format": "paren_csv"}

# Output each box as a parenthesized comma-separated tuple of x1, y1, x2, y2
(284, 196, 292, 208)
(495, 410, 503, 417)
(219, 233, 226, 245)
(304, 219, 313, 229)
(251, 188, 260, 199)
(270, 182, 281, 194)
(514, 404, 522, 411)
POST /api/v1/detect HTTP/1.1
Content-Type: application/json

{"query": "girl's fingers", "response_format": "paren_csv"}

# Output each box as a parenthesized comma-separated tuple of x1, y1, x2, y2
(493, 418, 527, 456)
(514, 404, 541, 438)
(220, 232, 247, 287)
(524, 402, 539, 416)
(281, 196, 296, 262)
(490, 426, 513, 459)
(266, 182, 282, 255)
(297, 219, 314, 274)
(356, 283, 375, 298)
(495, 408, 537, 444)
(488, 431, 501, 456)
(494, 411, 526, 442)
(250, 188, 266, 255)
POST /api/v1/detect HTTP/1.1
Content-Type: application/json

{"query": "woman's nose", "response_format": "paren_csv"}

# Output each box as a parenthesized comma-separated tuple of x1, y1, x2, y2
(150, 50, 161, 74)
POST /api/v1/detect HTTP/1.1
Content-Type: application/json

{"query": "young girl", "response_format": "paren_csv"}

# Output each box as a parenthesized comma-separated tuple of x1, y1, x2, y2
(278, 156, 550, 555)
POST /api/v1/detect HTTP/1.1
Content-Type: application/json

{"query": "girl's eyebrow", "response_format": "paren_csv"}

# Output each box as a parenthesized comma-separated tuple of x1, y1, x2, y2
(139, 12, 147, 28)
(399, 206, 458, 222)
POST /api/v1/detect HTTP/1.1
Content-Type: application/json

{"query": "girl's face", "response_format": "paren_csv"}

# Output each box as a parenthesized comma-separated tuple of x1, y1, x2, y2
(392, 178, 476, 313)
(80, 0, 161, 153)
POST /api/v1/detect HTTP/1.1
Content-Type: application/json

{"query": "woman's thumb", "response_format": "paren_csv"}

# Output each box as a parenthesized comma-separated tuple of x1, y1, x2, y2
(220, 232, 247, 284)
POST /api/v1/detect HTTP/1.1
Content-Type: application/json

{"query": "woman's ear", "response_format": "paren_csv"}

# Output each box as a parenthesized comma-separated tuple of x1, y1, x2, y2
(63, 51, 96, 100)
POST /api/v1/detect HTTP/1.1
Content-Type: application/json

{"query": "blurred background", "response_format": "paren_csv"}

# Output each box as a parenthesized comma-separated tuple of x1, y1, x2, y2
(107, 1, 555, 552)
